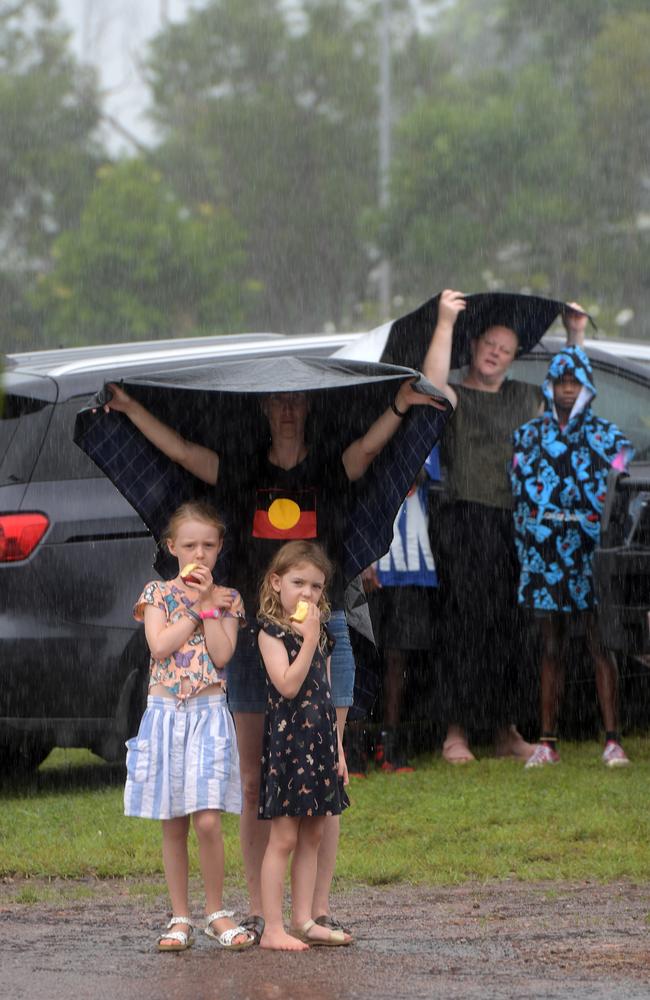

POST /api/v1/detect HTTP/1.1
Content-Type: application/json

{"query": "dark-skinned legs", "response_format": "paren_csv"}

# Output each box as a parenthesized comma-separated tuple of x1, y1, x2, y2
(539, 616, 567, 737)
(384, 649, 407, 729)
(529, 615, 624, 767)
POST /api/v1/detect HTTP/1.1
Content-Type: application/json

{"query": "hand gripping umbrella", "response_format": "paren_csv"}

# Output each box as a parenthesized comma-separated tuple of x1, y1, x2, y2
(336, 290, 593, 369)
(74, 354, 452, 590)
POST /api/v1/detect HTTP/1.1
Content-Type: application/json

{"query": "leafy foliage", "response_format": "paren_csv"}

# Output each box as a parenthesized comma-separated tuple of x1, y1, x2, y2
(33, 160, 251, 344)
(146, 0, 379, 333)
(383, 66, 588, 300)
(0, 0, 103, 348)
(2, 0, 649, 349)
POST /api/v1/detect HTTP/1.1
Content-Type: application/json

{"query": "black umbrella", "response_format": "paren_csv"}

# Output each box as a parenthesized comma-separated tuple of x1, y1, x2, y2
(74, 354, 452, 586)
(376, 291, 593, 371)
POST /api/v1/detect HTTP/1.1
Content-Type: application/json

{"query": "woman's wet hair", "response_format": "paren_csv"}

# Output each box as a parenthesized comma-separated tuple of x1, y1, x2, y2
(163, 501, 226, 543)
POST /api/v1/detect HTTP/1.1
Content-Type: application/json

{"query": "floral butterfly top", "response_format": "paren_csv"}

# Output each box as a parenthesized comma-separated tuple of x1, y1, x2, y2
(134, 580, 224, 699)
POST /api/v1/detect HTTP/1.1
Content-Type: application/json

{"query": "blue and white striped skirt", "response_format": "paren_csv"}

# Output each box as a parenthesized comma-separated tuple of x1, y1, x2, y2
(124, 694, 242, 820)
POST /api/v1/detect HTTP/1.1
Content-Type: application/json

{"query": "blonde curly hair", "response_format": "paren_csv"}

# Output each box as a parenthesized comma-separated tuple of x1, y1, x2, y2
(258, 541, 332, 647)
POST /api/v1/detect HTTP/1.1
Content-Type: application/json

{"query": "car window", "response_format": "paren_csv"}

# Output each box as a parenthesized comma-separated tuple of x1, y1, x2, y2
(587, 367, 650, 459)
(509, 355, 551, 389)
(0, 395, 52, 486)
(31, 399, 100, 482)
(511, 356, 650, 458)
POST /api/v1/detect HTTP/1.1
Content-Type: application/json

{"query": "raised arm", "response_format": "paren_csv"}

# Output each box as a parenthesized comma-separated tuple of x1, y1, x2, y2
(102, 383, 219, 485)
(341, 378, 447, 482)
(562, 302, 588, 348)
(420, 289, 466, 408)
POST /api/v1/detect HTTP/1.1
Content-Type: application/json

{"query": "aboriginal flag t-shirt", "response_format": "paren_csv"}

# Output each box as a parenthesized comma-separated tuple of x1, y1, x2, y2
(252, 486, 317, 540)
(216, 448, 353, 613)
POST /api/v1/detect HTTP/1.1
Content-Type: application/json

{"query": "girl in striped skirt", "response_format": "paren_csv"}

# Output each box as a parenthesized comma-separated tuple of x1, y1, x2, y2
(124, 501, 254, 953)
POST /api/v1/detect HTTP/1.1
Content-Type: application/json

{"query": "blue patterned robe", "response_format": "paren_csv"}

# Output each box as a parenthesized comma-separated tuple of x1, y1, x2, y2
(510, 347, 633, 612)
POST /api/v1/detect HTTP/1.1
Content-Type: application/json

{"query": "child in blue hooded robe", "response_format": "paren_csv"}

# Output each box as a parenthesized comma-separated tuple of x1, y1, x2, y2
(510, 345, 633, 768)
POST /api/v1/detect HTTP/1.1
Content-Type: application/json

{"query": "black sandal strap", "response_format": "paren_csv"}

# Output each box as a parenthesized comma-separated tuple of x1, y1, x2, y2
(314, 914, 352, 936)
(240, 914, 265, 943)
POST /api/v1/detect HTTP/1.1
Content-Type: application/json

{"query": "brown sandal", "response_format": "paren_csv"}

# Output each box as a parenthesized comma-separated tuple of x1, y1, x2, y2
(314, 914, 353, 938)
(289, 919, 352, 947)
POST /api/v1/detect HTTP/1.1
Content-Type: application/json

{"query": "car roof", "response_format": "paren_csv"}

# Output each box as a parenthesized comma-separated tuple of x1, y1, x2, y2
(3, 330, 363, 401)
(4, 331, 284, 373)
(4, 328, 649, 402)
(526, 335, 650, 382)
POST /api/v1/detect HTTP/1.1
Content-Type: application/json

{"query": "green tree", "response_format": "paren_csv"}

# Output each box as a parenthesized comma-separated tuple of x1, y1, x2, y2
(382, 65, 588, 301)
(145, 0, 379, 332)
(576, 11, 650, 310)
(33, 160, 251, 344)
(0, 0, 103, 349)
(375, 0, 650, 335)
(499, 0, 649, 63)
(584, 12, 650, 215)
(497, 1, 650, 326)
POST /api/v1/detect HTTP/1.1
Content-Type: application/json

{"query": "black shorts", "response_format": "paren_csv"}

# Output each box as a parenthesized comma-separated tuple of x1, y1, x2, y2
(367, 585, 437, 651)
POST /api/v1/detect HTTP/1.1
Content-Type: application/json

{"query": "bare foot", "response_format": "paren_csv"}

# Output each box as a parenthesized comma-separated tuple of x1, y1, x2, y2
(442, 726, 475, 764)
(260, 929, 309, 951)
(495, 725, 535, 761)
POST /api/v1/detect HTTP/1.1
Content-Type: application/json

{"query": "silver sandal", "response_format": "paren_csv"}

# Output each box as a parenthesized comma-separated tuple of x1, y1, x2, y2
(157, 916, 193, 952)
(204, 910, 256, 950)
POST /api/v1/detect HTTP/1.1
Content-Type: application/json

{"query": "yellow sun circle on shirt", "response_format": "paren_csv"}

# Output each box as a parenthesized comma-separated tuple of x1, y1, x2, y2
(268, 498, 301, 530)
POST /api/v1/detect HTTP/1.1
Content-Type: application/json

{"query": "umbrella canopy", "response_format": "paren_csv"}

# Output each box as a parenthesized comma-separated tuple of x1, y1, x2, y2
(336, 291, 593, 370)
(74, 354, 452, 585)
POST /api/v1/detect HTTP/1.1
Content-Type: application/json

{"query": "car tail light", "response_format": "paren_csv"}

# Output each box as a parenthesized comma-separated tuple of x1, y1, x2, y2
(0, 513, 49, 562)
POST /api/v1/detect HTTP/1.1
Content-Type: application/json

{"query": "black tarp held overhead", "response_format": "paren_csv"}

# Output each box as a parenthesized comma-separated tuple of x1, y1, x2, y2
(74, 354, 453, 586)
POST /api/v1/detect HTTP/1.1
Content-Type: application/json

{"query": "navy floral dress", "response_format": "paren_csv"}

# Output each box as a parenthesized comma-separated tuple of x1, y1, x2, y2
(258, 621, 350, 819)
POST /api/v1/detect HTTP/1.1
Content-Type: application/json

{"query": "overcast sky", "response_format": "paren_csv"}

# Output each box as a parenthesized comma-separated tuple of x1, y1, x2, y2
(58, 0, 196, 150)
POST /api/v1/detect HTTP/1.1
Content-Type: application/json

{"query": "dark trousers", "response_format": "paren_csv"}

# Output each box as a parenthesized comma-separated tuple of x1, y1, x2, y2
(435, 500, 535, 734)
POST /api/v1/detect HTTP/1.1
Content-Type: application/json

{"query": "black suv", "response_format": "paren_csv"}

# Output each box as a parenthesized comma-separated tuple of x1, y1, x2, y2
(0, 331, 355, 770)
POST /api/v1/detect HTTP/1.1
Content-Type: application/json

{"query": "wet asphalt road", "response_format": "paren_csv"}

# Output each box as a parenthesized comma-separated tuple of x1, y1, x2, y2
(2, 881, 650, 999)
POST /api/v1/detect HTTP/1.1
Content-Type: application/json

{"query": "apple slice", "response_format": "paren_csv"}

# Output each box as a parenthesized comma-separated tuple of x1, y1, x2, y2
(290, 600, 310, 623)
(180, 562, 200, 584)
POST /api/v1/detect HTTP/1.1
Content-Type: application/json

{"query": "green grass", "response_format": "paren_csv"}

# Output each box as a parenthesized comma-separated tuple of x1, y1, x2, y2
(39, 748, 106, 770)
(1, 739, 649, 884)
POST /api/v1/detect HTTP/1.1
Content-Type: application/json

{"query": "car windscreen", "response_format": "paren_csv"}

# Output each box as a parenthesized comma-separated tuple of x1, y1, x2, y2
(0, 393, 55, 486)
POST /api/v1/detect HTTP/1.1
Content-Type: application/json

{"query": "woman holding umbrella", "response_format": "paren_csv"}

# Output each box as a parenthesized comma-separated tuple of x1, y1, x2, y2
(102, 371, 445, 940)
(422, 289, 587, 763)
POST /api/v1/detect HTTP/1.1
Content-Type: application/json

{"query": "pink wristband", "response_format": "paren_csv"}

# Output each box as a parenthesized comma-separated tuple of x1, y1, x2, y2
(199, 608, 224, 620)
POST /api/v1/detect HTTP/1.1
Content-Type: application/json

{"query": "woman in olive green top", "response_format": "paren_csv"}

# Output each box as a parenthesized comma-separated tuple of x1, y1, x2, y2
(422, 290, 586, 763)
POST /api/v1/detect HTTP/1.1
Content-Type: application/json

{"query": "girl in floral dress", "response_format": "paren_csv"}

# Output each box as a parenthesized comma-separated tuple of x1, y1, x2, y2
(125, 501, 254, 953)
(256, 541, 351, 950)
